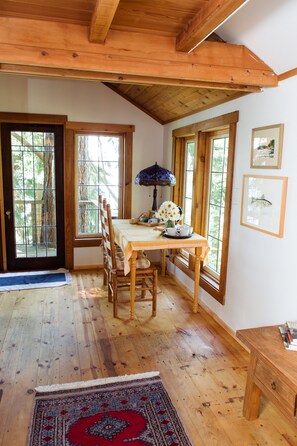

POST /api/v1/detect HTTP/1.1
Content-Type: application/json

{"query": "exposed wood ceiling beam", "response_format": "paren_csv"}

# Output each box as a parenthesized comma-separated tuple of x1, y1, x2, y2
(176, 0, 249, 52)
(278, 67, 297, 81)
(0, 64, 262, 92)
(0, 18, 277, 89)
(89, 0, 120, 43)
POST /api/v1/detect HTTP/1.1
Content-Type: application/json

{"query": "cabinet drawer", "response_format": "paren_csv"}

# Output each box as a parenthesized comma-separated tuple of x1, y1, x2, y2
(255, 360, 297, 417)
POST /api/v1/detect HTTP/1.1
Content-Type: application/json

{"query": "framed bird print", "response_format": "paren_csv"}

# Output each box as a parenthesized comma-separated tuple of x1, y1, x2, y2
(240, 175, 288, 237)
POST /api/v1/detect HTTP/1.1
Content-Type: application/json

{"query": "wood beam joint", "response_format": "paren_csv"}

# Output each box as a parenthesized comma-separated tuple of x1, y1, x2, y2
(176, 0, 249, 52)
(89, 0, 120, 43)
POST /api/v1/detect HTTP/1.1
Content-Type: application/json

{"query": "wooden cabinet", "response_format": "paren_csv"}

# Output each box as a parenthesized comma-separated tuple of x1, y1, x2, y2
(237, 326, 297, 427)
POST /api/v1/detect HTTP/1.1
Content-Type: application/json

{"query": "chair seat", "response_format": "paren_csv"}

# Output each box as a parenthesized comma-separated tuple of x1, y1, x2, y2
(115, 251, 151, 271)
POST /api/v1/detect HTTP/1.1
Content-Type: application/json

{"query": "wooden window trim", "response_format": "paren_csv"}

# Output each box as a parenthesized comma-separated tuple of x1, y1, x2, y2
(66, 122, 135, 133)
(74, 132, 125, 239)
(171, 112, 239, 304)
(73, 238, 102, 248)
(0, 112, 67, 124)
(172, 111, 239, 137)
(65, 122, 133, 266)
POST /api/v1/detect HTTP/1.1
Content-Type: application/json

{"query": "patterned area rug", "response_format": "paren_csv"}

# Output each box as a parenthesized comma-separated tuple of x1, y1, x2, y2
(0, 269, 72, 291)
(28, 372, 192, 446)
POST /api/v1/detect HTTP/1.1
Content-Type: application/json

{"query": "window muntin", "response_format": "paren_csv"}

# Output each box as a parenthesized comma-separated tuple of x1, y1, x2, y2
(75, 134, 122, 237)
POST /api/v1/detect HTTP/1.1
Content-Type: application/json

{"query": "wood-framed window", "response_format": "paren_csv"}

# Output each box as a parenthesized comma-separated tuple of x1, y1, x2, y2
(171, 111, 239, 304)
(203, 129, 229, 278)
(65, 122, 134, 254)
(75, 133, 124, 238)
(183, 138, 195, 226)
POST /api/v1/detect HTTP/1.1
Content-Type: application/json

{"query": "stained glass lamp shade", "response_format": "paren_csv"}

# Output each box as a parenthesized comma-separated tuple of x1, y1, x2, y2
(135, 162, 176, 211)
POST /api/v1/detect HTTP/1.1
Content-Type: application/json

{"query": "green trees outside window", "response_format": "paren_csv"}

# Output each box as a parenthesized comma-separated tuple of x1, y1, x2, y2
(76, 134, 121, 237)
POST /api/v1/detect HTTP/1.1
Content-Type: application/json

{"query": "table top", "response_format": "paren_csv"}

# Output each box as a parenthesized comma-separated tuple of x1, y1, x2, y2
(113, 219, 209, 274)
(237, 325, 297, 387)
(113, 219, 209, 250)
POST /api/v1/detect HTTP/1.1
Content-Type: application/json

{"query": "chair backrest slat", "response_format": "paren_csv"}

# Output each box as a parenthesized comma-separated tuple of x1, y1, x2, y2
(103, 202, 118, 271)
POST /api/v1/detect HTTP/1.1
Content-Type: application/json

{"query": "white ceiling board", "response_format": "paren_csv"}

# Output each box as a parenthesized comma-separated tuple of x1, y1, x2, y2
(217, 0, 297, 75)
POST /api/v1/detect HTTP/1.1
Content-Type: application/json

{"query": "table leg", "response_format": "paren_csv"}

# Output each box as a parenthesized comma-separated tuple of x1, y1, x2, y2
(129, 251, 137, 320)
(193, 247, 202, 313)
(161, 249, 166, 276)
(243, 353, 261, 420)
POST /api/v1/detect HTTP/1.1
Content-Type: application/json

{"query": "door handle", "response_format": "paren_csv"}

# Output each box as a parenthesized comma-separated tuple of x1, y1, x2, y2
(5, 210, 11, 220)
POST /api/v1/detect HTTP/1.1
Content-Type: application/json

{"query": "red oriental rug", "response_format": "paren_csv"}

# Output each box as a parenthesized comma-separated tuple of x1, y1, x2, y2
(28, 371, 193, 446)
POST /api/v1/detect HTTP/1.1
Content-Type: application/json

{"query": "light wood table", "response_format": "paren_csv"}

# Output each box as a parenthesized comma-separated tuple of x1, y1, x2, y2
(113, 220, 209, 320)
(236, 325, 297, 428)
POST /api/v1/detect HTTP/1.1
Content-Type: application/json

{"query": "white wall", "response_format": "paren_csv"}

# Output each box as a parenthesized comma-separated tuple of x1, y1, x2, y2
(0, 74, 163, 267)
(164, 76, 297, 331)
(2, 73, 297, 331)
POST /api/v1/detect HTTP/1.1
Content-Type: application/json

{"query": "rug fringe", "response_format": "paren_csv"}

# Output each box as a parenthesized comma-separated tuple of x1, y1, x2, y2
(35, 371, 160, 393)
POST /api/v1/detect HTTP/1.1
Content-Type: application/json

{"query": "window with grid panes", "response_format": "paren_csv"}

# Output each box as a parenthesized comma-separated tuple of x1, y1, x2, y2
(75, 133, 123, 237)
(183, 139, 195, 226)
(205, 134, 229, 278)
(171, 112, 238, 303)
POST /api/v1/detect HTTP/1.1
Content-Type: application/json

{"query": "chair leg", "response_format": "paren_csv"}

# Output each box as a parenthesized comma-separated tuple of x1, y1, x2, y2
(112, 273, 118, 318)
(152, 269, 158, 317)
(103, 261, 108, 286)
(107, 271, 112, 302)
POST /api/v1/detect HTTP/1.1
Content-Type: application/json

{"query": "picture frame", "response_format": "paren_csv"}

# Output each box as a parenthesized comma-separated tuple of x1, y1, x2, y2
(240, 175, 288, 237)
(250, 123, 284, 168)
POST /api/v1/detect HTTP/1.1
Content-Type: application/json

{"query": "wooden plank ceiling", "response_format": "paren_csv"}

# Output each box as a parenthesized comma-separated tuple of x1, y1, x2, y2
(0, 0, 278, 124)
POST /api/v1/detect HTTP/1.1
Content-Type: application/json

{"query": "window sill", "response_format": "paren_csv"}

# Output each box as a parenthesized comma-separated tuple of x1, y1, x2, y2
(73, 238, 102, 248)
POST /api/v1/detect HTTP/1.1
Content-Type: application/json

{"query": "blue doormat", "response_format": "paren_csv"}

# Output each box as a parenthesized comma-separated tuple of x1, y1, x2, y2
(0, 269, 72, 291)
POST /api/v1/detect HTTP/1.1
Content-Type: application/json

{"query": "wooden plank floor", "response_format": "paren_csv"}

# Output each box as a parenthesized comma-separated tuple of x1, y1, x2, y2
(0, 270, 296, 445)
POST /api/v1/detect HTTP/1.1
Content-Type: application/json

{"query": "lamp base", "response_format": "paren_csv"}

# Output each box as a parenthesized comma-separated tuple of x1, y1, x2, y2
(152, 185, 158, 211)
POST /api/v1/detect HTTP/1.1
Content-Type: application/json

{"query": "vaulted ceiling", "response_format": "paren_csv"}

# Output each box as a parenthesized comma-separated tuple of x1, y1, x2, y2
(0, 0, 279, 123)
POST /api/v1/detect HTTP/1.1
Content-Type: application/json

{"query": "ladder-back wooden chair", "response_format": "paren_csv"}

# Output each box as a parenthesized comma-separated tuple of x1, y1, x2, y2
(99, 194, 127, 301)
(102, 199, 158, 318)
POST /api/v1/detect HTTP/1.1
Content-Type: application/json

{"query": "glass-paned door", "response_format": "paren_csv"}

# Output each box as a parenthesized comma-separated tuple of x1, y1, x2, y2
(1, 123, 65, 271)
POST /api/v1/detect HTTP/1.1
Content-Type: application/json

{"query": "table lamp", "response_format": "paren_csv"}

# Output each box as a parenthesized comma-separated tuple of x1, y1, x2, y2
(135, 162, 176, 211)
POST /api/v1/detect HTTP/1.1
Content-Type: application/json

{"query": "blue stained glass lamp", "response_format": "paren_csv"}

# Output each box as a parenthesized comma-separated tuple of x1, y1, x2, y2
(135, 162, 176, 211)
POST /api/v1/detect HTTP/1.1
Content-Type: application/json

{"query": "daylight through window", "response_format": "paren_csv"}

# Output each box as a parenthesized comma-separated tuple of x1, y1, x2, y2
(75, 134, 122, 237)
(172, 111, 238, 303)
(205, 135, 229, 276)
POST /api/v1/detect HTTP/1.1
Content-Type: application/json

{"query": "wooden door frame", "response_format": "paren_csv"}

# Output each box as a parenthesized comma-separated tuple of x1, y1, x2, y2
(0, 113, 67, 271)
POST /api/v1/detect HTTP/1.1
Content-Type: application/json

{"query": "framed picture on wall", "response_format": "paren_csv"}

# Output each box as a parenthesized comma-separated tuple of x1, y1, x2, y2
(240, 175, 288, 237)
(250, 123, 284, 168)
